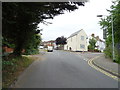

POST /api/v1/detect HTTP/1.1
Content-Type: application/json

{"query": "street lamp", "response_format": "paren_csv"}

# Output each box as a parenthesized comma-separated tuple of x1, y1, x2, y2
(97, 15, 115, 62)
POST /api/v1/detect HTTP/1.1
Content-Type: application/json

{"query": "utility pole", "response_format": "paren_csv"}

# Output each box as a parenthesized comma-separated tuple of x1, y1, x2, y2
(97, 15, 115, 61)
(111, 15, 115, 62)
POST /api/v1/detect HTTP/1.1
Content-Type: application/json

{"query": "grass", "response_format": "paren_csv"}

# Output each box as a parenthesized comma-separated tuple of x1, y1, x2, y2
(2, 55, 36, 88)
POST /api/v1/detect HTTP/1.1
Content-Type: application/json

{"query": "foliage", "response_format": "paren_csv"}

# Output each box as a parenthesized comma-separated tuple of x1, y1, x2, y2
(2, 37, 15, 48)
(24, 34, 41, 55)
(2, 56, 34, 88)
(2, 2, 84, 56)
(99, 1, 120, 63)
(55, 36, 67, 45)
(94, 49, 101, 52)
(88, 38, 97, 51)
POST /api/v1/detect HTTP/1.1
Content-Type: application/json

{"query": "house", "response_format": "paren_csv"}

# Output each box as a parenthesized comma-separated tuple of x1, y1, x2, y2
(64, 29, 88, 51)
(88, 34, 105, 52)
(42, 40, 56, 49)
(95, 39, 105, 52)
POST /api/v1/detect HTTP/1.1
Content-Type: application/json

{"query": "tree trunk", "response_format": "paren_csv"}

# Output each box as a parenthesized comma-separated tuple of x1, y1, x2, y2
(13, 42, 23, 56)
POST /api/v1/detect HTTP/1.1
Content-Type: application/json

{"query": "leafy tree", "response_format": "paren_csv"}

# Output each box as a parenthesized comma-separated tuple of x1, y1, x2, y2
(88, 38, 97, 51)
(2, 37, 15, 49)
(2, 2, 85, 56)
(55, 36, 67, 45)
(24, 34, 41, 55)
(99, 1, 120, 63)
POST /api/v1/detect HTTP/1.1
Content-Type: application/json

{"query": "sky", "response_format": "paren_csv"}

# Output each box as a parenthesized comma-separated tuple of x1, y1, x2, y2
(38, 0, 113, 41)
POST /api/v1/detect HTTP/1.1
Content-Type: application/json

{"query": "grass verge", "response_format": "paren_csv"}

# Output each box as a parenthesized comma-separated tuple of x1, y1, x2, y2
(2, 55, 36, 88)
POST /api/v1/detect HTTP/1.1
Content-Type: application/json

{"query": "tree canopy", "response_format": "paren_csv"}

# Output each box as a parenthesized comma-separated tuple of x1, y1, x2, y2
(55, 36, 67, 45)
(2, 2, 85, 56)
(88, 37, 97, 51)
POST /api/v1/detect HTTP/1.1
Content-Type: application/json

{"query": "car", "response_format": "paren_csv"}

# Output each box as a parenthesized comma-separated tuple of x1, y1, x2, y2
(39, 46, 44, 49)
(47, 46, 53, 52)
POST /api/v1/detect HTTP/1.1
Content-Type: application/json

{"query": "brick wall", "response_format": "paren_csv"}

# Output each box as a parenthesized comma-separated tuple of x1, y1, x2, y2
(3, 46, 14, 53)
(3, 46, 25, 53)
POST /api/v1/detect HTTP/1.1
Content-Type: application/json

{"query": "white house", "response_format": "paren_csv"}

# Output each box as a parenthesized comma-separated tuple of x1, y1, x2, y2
(88, 34, 105, 52)
(95, 39, 105, 52)
(64, 29, 88, 51)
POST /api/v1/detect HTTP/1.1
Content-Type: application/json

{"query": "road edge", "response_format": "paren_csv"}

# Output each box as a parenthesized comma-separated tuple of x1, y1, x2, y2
(88, 56, 119, 81)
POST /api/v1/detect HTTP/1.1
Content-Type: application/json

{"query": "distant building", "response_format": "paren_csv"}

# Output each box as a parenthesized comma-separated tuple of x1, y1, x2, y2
(64, 29, 88, 51)
(88, 34, 105, 52)
(2, 46, 25, 55)
(95, 39, 105, 52)
(42, 40, 56, 48)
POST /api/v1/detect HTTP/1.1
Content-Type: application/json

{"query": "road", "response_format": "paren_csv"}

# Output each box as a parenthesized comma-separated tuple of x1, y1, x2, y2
(13, 50, 118, 88)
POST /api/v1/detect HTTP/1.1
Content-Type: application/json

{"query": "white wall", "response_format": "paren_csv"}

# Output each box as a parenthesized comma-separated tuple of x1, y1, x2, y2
(88, 35, 105, 52)
(77, 30, 88, 51)
(95, 41, 105, 52)
(64, 29, 88, 51)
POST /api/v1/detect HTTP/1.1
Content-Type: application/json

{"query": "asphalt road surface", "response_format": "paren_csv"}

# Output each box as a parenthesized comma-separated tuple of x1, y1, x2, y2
(14, 50, 118, 88)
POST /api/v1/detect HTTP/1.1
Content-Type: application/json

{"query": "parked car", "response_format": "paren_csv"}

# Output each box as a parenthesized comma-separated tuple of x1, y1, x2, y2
(39, 46, 44, 49)
(47, 46, 53, 52)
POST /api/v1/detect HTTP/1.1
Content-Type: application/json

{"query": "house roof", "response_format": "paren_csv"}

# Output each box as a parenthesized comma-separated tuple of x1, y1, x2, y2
(43, 40, 55, 43)
(68, 29, 82, 39)
(90, 35, 105, 43)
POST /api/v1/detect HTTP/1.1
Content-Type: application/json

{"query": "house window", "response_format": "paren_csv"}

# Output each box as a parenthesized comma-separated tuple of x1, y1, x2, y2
(80, 44, 85, 49)
(81, 36, 84, 40)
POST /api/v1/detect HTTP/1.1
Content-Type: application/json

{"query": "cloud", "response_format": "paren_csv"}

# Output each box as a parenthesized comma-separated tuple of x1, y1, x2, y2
(38, 0, 113, 41)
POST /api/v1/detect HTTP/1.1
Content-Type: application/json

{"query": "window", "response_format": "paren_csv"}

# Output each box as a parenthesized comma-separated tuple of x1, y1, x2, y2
(80, 44, 85, 49)
(81, 36, 84, 40)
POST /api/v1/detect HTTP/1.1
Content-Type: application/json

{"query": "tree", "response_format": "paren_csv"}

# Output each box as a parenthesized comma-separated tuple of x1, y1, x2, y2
(55, 36, 67, 50)
(2, 2, 85, 56)
(88, 38, 97, 51)
(99, 1, 120, 63)
(24, 34, 41, 55)
(55, 36, 67, 45)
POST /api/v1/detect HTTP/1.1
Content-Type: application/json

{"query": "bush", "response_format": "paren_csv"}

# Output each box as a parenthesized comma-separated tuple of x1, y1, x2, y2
(104, 44, 120, 64)
(24, 48, 39, 55)
(104, 44, 112, 58)
(2, 55, 34, 88)
(115, 48, 120, 64)
(94, 49, 101, 52)
(116, 54, 120, 64)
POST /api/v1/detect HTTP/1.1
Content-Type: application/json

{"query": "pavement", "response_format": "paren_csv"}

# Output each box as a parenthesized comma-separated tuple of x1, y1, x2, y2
(72, 51, 120, 78)
(92, 54, 120, 77)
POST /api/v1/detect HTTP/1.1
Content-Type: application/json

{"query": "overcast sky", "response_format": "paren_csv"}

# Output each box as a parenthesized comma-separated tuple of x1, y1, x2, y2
(38, 0, 113, 41)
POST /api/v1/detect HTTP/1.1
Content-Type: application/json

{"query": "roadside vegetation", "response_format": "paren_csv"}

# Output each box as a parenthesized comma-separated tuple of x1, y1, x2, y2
(88, 37, 97, 52)
(2, 55, 36, 88)
(99, 1, 120, 64)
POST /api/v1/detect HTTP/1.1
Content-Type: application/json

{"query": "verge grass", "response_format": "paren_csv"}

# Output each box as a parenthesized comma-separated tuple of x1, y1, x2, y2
(2, 55, 36, 88)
